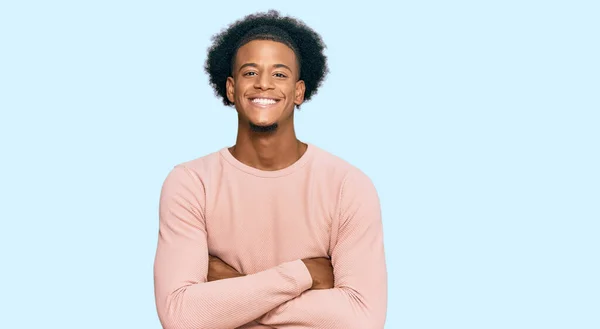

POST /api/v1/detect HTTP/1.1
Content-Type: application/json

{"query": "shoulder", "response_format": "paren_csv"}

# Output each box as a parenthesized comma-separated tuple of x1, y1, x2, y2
(161, 148, 224, 191)
(174, 148, 223, 174)
(310, 145, 382, 231)
(309, 143, 376, 190)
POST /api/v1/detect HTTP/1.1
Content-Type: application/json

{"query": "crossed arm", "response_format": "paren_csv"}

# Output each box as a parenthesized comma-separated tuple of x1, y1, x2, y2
(154, 166, 387, 329)
(208, 255, 334, 290)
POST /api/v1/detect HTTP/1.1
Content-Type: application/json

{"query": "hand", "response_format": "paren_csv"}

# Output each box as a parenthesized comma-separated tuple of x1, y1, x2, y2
(207, 255, 245, 282)
(301, 257, 334, 289)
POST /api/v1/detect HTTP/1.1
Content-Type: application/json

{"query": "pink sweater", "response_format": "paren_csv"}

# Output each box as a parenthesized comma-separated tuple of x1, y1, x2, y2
(154, 143, 387, 329)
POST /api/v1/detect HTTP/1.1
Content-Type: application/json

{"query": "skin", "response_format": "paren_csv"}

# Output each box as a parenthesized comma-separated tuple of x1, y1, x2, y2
(207, 39, 334, 289)
(208, 256, 334, 290)
(225, 39, 307, 171)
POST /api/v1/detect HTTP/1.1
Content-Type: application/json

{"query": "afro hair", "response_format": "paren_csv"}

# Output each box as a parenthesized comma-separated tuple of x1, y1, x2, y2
(204, 10, 329, 107)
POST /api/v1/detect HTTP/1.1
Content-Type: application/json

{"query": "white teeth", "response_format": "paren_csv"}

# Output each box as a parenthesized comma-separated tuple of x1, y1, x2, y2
(252, 98, 277, 105)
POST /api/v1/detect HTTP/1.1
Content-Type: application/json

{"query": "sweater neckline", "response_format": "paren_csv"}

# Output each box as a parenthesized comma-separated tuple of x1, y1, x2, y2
(219, 143, 315, 178)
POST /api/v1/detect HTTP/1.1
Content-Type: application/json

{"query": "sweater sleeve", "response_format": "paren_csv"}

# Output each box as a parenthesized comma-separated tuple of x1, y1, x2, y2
(153, 165, 313, 329)
(256, 169, 388, 329)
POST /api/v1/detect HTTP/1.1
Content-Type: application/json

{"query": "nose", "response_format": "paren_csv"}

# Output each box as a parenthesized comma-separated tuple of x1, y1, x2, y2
(254, 73, 274, 90)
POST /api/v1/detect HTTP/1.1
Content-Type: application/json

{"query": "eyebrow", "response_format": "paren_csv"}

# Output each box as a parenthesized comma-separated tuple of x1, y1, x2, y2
(238, 63, 293, 72)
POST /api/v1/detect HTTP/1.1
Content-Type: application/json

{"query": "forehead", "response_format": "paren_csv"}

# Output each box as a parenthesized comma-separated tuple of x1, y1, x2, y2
(234, 40, 298, 69)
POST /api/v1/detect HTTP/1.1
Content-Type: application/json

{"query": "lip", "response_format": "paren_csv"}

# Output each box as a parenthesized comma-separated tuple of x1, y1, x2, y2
(247, 96, 282, 108)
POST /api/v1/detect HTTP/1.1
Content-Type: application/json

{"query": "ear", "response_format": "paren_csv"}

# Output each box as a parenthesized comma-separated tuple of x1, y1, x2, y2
(226, 76, 235, 104)
(294, 80, 305, 106)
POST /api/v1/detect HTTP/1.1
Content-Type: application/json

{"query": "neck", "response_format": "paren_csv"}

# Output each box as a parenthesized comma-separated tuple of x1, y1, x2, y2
(230, 118, 307, 171)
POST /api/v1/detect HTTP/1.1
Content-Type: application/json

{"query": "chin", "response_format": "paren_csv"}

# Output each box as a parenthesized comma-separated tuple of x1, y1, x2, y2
(245, 110, 282, 128)
(251, 118, 278, 126)
(249, 121, 279, 133)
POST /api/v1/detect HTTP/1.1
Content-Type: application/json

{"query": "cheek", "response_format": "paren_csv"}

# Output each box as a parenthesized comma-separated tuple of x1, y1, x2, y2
(233, 82, 248, 101)
(280, 83, 297, 97)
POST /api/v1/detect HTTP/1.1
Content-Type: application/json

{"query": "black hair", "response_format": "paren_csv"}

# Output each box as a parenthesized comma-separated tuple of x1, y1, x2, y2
(204, 10, 329, 107)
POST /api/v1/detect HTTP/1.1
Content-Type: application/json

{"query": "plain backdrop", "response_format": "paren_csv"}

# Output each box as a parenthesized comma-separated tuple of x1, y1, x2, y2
(1, 1, 598, 328)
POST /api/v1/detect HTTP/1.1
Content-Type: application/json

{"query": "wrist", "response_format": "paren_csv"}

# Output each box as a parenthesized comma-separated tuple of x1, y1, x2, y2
(300, 259, 315, 288)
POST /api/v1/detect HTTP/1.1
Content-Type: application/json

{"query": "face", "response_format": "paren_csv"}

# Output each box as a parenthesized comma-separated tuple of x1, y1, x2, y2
(226, 39, 305, 130)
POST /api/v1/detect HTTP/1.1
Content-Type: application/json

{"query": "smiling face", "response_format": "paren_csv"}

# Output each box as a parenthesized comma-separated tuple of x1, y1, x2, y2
(226, 39, 305, 131)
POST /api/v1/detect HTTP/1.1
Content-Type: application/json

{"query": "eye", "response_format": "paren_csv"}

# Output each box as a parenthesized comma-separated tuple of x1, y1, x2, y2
(243, 71, 257, 76)
(274, 72, 287, 78)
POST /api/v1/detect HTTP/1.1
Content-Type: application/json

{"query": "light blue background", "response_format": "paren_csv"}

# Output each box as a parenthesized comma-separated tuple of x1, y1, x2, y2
(1, 1, 598, 328)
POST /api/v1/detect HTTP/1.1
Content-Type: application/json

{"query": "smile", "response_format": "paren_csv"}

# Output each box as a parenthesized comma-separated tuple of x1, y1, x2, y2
(249, 97, 281, 107)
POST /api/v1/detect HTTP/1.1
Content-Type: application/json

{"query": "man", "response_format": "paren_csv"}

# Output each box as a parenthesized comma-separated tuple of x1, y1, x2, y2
(153, 10, 387, 329)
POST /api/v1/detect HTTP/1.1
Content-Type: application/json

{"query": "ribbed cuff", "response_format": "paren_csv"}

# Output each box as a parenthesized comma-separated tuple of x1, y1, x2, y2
(285, 259, 313, 294)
